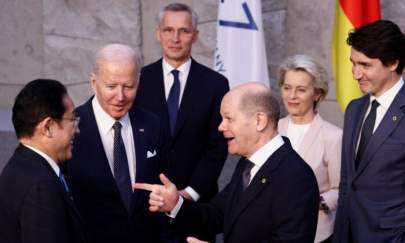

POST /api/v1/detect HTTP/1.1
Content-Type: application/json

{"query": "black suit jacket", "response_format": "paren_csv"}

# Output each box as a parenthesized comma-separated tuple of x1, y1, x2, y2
(66, 98, 161, 243)
(135, 58, 229, 201)
(174, 138, 320, 243)
(0, 145, 87, 243)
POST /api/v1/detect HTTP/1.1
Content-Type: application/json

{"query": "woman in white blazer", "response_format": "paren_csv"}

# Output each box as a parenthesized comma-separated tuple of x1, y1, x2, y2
(277, 55, 342, 243)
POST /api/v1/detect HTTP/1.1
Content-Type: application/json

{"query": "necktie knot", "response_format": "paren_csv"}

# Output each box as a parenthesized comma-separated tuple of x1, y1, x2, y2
(371, 99, 379, 111)
(171, 69, 179, 79)
(113, 121, 122, 132)
(242, 158, 254, 190)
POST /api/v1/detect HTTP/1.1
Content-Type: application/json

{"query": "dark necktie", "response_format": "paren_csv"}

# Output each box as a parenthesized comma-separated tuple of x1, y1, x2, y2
(355, 100, 379, 169)
(113, 121, 132, 211)
(242, 158, 255, 190)
(167, 70, 180, 134)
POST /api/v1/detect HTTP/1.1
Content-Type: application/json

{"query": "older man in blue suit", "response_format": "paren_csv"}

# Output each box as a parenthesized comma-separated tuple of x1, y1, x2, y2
(333, 20, 405, 243)
(66, 44, 161, 243)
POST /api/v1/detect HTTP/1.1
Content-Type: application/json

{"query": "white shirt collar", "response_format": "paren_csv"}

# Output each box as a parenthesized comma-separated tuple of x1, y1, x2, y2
(22, 144, 60, 176)
(92, 96, 131, 135)
(162, 58, 192, 78)
(371, 77, 404, 109)
(248, 134, 285, 168)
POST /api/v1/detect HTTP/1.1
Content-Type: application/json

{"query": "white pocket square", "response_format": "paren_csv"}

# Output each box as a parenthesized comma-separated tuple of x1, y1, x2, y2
(147, 150, 157, 158)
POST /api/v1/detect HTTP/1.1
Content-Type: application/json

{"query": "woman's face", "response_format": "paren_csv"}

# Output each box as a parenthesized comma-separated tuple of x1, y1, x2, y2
(281, 70, 321, 123)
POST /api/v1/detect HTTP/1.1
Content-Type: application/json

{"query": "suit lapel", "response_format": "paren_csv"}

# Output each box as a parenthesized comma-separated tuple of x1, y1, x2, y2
(79, 99, 118, 184)
(128, 108, 147, 213)
(225, 144, 287, 236)
(348, 97, 369, 174)
(355, 87, 405, 177)
(18, 145, 84, 227)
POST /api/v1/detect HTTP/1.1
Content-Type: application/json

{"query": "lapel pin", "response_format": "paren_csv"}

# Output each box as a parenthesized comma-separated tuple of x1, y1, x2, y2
(392, 116, 397, 122)
(139, 128, 145, 132)
(261, 178, 266, 184)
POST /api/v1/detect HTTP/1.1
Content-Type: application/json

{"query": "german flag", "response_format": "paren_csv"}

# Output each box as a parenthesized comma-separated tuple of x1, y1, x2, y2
(332, 0, 380, 111)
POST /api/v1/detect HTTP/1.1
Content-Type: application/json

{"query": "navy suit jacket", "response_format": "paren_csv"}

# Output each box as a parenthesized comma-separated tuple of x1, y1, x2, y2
(0, 145, 87, 243)
(135, 58, 229, 201)
(174, 138, 320, 243)
(334, 84, 405, 243)
(66, 98, 161, 243)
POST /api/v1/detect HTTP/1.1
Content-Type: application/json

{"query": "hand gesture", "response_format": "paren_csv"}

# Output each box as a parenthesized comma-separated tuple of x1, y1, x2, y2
(187, 236, 210, 243)
(133, 173, 179, 212)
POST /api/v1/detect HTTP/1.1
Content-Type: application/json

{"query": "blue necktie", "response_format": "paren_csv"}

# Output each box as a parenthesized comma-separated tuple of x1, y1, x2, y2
(355, 100, 379, 169)
(113, 121, 132, 211)
(59, 171, 70, 193)
(167, 70, 180, 134)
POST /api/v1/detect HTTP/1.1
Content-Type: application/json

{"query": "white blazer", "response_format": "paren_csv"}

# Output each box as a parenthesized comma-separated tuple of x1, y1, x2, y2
(278, 114, 342, 242)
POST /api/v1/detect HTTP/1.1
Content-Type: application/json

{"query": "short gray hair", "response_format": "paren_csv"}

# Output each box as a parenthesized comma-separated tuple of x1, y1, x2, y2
(93, 43, 142, 74)
(157, 3, 199, 30)
(239, 88, 280, 129)
(278, 54, 329, 105)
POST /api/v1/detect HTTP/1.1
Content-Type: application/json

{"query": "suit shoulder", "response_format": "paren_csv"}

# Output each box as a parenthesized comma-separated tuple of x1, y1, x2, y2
(130, 106, 159, 124)
(141, 59, 162, 74)
(192, 60, 228, 85)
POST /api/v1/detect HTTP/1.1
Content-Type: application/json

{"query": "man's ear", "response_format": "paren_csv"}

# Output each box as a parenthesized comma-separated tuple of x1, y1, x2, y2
(38, 117, 54, 138)
(192, 30, 199, 43)
(256, 112, 269, 132)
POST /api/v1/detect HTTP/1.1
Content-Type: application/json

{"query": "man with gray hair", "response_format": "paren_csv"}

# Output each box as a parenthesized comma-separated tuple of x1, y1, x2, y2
(135, 82, 320, 243)
(135, 2, 229, 242)
(66, 43, 161, 243)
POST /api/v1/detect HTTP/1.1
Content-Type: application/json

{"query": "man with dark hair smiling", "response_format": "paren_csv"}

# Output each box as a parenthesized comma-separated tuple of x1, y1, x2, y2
(334, 20, 405, 243)
(0, 79, 86, 243)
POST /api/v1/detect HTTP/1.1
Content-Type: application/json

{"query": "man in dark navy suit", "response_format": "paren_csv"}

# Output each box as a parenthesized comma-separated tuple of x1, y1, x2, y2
(333, 20, 405, 243)
(135, 83, 320, 243)
(66, 44, 161, 243)
(135, 3, 229, 242)
(0, 79, 86, 243)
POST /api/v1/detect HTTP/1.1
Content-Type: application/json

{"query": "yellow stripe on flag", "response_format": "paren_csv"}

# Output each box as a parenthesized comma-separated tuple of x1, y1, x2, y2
(332, 2, 363, 111)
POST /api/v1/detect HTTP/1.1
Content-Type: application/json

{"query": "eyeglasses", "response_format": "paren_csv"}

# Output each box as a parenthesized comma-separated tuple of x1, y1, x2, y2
(62, 117, 80, 128)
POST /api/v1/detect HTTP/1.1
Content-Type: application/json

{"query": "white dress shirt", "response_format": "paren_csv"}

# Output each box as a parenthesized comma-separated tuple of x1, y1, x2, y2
(23, 144, 60, 176)
(248, 134, 285, 184)
(92, 97, 136, 185)
(162, 58, 200, 201)
(162, 58, 191, 103)
(356, 78, 404, 154)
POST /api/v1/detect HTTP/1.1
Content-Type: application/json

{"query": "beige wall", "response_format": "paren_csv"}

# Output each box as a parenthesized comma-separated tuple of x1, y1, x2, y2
(0, 0, 404, 128)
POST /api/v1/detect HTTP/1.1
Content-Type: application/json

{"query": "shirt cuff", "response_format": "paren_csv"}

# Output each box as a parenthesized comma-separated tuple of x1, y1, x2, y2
(185, 186, 200, 202)
(167, 196, 184, 218)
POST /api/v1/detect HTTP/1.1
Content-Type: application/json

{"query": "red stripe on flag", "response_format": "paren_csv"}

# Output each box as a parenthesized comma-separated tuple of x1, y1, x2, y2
(339, 0, 381, 28)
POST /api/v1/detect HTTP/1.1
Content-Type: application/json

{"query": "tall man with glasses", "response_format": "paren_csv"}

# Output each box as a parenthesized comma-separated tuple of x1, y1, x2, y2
(135, 3, 229, 241)
(0, 79, 86, 243)
(66, 43, 161, 243)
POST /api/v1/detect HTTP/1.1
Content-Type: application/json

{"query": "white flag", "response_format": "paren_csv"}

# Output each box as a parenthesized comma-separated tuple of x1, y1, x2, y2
(215, 0, 269, 88)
